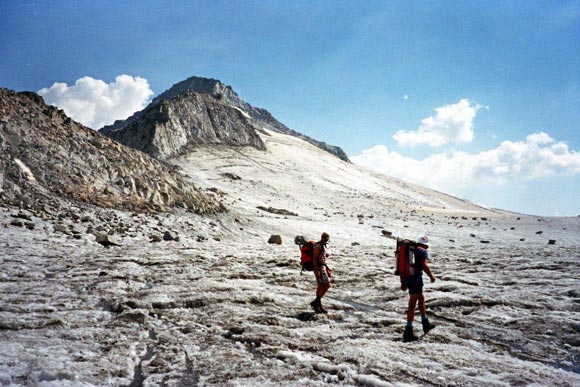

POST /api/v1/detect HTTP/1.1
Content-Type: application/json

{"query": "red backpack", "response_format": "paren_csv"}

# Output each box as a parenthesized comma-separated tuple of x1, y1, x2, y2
(295, 235, 316, 272)
(395, 238, 417, 281)
(300, 241, 316, 271)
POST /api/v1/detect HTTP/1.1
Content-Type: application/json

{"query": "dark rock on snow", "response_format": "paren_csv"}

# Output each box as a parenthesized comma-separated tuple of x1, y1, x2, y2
(268, 235, 282, 245)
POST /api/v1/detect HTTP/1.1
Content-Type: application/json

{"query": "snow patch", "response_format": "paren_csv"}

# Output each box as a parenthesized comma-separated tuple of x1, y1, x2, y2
(14, 158, 37, 182)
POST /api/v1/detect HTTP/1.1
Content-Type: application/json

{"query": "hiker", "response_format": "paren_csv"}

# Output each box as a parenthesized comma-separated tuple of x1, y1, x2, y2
(401, 235, 436, 342)
(310, 232, 332, 314)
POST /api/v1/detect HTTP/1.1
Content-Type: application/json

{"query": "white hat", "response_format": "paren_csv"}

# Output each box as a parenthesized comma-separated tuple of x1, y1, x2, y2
(417, 235, 430, 246)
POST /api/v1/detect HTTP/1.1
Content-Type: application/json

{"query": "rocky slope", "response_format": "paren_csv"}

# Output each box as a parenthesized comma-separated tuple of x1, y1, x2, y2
(0, 88, 223, 217)
(100, 76, 350, 162)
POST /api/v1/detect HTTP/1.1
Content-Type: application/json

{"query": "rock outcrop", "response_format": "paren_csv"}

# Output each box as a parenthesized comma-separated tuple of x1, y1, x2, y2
(102, 90, 266, 160)
(0, 88, 224, 216)
(101, 76, 350, 162)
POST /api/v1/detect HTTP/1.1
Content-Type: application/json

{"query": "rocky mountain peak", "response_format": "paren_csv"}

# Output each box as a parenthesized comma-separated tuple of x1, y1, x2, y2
(100, 76, 350, 162)
(102, 89, 266, 160)
(151, 76, 241, 106)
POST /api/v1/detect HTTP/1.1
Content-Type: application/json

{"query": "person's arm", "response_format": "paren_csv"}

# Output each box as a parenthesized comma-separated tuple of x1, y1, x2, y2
(422, 259, 436, 283)
(312, 245, 321, 275)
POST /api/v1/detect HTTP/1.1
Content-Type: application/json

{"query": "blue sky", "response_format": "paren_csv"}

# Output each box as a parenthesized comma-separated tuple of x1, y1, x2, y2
(1, 1, 579, 216)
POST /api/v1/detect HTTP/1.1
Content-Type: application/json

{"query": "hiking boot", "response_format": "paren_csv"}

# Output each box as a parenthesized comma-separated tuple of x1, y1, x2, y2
(422, 319, 435, 334)
(403, 326, 419, 342)
(310, 300, 323, 313)
(318, 304, 328, 314)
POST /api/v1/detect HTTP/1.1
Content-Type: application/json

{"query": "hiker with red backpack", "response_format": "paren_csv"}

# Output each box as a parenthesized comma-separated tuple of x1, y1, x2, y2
(308, 232, 332, 313)
(397, 235, 436, 342)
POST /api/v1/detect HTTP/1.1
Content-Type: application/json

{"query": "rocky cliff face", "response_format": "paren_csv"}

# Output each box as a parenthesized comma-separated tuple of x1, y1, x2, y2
(101, 76, 350, 162)
(0, 88, 224, 216)
(103, 90, 266, 160)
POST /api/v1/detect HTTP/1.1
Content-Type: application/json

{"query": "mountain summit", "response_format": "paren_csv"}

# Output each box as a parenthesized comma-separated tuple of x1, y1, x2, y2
(100, 76, 349, 162)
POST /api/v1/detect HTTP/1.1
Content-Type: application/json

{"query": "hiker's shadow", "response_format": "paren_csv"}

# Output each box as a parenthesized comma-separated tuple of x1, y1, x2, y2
(294, 312, 317, 321)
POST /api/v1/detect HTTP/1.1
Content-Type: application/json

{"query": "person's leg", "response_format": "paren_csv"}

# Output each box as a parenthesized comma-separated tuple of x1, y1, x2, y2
(317, 283, 331, 313)
(418, 293, 435, 333)
(403, 293, 420, 341)
(318, 283, 330, 298)
(418, 294, 426, 315)
(407, 294, 419, 322)
(312, 271, 330, 313)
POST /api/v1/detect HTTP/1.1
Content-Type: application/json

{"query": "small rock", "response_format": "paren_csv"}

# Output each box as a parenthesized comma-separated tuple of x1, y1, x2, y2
(229, 326, 245, 335)
(163, 230, 179, 241)
(257, 206, 298, 216)
(536, 231, 543, 235)
(351, 242, 360, 246)
(10, 219, 23, 227)
(381, 230, 393, 237)
(548, 239, 556, 245)
(11, 212, 32, 221)
(480, 240, 490, 244)
(96, 234, 121, 247)
(224, 172, 241, 180)
(53, 224, 69, 234)
(268, 235, 282, 245)
(150, 235, 162, 243)
(116, 311, 147, 324)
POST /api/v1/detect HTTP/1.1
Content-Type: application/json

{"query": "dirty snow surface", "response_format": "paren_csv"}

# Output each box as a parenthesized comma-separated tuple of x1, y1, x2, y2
(1, 130, 580, 386)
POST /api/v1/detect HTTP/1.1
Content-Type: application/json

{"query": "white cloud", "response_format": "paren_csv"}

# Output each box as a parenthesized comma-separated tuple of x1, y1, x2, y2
(393, 99, 484, 148)
(351, 132, 580, 194)
(38, 75, 154, 129)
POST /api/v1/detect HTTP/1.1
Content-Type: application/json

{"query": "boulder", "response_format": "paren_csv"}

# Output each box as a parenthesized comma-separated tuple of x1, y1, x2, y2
(268, 235, 282, 245)
(10, 219, 23, 227)
(96, 234, 121, 247)
(53, 224, 69, 234)
(163, 230, 179, 241)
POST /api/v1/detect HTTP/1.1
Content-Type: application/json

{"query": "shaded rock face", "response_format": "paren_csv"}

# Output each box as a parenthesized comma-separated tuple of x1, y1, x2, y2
(101, 76, 350, 162)
(0, 88, 224, 216)
(103, 91, 266, 160)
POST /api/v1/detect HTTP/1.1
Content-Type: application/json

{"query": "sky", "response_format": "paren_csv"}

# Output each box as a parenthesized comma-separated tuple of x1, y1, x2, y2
(1, 0, 579, 216)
